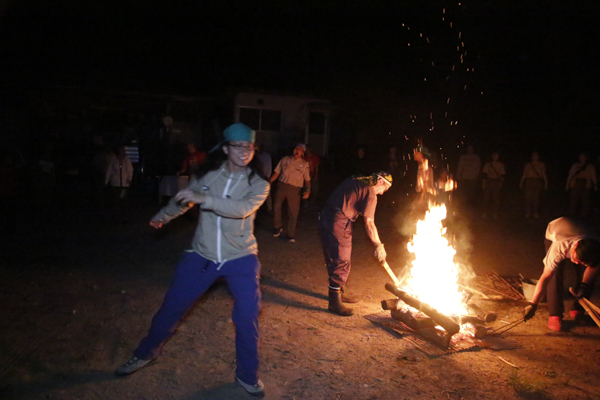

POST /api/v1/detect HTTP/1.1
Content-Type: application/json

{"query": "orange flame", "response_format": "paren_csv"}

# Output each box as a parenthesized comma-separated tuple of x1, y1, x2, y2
(403, 203, 465, 316)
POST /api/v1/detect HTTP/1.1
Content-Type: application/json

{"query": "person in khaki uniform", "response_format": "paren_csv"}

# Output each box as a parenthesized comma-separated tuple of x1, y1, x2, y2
(270, 144, 311, 243)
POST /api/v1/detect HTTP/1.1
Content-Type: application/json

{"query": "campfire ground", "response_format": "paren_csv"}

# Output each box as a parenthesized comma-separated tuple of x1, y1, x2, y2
(2, 192, 600, 400)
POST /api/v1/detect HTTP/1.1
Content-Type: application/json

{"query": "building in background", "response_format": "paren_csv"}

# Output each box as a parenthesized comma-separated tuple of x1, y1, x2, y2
(233, 91, 331, 158)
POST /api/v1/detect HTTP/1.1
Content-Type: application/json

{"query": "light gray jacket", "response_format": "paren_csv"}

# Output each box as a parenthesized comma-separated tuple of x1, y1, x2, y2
(152, 164, 269, 263)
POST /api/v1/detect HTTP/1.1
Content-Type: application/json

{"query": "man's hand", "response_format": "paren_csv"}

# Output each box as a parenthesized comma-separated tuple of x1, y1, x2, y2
(574, 282, 592, 299)
(150, 220, 163, 229)
(174, 188, 205, 205)
(374, 243, 387, 263)
(523, 303, 538, 321)
(302, 191, 310, 199)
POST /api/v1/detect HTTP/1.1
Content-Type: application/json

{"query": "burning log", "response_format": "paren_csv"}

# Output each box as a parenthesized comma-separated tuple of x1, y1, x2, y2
(458, 315, 486, 325)
(467, 303, 497, 323)
(381, 298, 402, 310)
(391, 307, 437, 329)
(462, 322, 488, 338)
(385, 283, 460, 336)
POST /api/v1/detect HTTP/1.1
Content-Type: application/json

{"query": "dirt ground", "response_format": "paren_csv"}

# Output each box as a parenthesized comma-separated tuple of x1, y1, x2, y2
(2, 186, 600, 400)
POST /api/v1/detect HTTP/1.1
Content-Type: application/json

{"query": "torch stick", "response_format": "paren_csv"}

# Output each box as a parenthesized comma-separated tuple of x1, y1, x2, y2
(381, 261, 402, 287)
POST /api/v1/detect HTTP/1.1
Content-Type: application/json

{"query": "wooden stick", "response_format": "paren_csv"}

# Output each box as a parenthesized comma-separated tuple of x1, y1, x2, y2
(491, 272, 525, 300)
(459, 284, 504, 300)
(381, 261, 401, 287)
(569, 287, 600, 328)
(578, 299, 600, 328)
(497, 356, 519, 369)
(473, 282, 522, 301)
(583, 297, 600, 316)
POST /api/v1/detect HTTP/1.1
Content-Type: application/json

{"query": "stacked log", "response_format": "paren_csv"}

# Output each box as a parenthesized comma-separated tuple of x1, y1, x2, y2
(385, 283, 460, 336)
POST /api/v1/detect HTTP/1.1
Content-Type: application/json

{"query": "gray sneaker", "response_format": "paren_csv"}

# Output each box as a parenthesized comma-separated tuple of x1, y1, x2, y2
(235, 375, 265, 398)
(114, 356, 156, 377)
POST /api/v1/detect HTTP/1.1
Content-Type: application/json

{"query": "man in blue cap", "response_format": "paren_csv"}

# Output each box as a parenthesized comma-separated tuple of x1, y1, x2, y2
(114, 122, 269, 398)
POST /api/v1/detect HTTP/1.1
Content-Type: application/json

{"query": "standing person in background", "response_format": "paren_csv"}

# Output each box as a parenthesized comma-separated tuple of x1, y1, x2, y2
(566, 152, 597, 218)
(319, 172, 392, 316)
(177, 142, 207, 178)
(481, 152, 506, 220)
(351, 146, 370, 177)
(520, 151, 548, 219)
(270, 144, 311, 243)
(114, 123, 269, 398)
(456, 145, 481, 208)
(303, 146, 320, 207)
(105, 146, 134, 223)
(92, 145, 115, 208)
(254, 142, 273, 214)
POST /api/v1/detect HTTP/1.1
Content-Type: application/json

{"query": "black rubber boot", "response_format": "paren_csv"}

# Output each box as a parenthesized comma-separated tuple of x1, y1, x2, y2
(328, 288, 354, 316)
(341, 288, 360, 303)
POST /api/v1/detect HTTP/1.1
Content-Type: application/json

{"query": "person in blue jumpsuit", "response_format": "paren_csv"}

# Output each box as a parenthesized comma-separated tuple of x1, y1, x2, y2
(319, 172, 392, 316)
(114, 123, 269, 398)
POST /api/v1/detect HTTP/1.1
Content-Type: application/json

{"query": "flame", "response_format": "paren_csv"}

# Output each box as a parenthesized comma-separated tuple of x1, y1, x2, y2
(403, 202, 465, 316)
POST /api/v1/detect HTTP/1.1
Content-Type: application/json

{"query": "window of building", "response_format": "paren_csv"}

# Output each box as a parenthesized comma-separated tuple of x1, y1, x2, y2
(238, 107, 281, 131)
(239, 108, 260, 130)
(309, 112, 326, 135)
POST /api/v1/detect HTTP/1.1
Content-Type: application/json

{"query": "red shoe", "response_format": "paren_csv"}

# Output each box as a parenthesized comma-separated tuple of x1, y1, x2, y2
(570, 310, 586, 324)
(548, 316, 562, 331)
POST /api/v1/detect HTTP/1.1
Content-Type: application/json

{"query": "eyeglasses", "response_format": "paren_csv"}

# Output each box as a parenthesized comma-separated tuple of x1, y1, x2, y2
(228, 143, 255, 151)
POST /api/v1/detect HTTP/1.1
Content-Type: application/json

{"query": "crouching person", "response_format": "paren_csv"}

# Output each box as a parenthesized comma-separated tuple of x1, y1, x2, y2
(114, 123, 269, 398)
(524, 217, 600, 331)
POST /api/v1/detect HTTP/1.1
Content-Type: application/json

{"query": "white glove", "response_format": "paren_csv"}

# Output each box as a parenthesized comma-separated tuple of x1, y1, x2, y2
(374, 243, 387, 263)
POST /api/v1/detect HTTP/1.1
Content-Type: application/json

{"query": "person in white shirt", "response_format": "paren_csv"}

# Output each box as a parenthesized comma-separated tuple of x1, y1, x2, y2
(524, 217, 600, 331)
(105, 146, 134, 222)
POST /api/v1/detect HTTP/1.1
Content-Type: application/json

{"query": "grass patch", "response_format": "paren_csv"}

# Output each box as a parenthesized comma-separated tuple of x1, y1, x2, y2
(508, 371, 553, 400)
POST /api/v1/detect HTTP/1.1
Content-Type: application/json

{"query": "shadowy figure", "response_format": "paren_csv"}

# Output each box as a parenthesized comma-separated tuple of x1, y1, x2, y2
(456, 145, 481, 210)
(520, 151, 548, 219)
(566, 152, 597, 218)
(105, 146, 133, 223)
(481, 151, 505, 220)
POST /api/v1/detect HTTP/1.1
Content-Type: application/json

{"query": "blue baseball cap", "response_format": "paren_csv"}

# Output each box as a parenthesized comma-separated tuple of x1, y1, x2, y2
(224, 123, 256, 143)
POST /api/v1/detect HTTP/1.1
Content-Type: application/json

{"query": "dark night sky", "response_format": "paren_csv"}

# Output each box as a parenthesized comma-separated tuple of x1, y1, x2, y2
(1, 1, 599, 156)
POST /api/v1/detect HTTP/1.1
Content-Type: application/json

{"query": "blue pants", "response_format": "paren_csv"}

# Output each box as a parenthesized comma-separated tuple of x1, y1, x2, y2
(134, 252, 262, 385)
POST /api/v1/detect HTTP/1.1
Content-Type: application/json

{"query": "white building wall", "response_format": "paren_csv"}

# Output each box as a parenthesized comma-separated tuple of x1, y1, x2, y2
(234, 92, 330, 157)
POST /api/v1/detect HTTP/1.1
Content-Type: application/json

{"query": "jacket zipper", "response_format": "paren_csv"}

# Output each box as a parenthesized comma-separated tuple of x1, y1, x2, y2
(217, 172, 234, 265)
